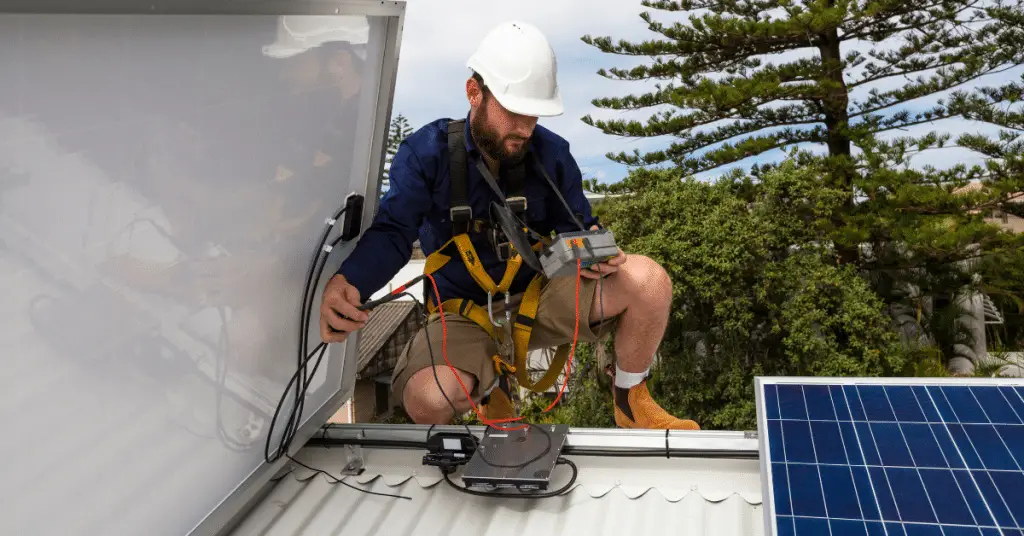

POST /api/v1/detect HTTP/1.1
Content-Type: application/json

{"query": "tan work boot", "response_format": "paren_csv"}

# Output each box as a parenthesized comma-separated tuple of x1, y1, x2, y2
(607, 366, 700, 430)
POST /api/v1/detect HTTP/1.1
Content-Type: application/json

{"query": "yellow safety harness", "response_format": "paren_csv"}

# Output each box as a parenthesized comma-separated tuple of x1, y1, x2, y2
(418, 119, 572, 394)
(421, 234, 572, 394)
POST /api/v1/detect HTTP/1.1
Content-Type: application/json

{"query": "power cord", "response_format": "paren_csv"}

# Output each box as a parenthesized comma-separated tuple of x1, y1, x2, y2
(414, 268, 581, 497)
(267, 193, 595, 500)
(417, 261, 582, 433)
(264, 197, 411, 501)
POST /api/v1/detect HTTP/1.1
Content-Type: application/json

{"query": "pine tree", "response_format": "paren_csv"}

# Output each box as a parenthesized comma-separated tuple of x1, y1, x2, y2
(583, 1, 1024, 283)
(580, 1, 1024, 378)
(381, 113, 413, 196)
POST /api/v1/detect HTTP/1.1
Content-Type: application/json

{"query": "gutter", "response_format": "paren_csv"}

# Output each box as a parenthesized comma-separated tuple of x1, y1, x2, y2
(307, 423, 760, 460)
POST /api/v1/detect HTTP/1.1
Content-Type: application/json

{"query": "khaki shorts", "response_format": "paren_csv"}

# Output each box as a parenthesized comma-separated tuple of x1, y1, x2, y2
(390, 275, 619, 407)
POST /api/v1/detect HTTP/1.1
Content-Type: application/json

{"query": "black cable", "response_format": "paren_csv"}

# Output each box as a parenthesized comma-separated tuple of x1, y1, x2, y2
(413, 297, 477, 443)
(267, 233, 345, 464)
(295, 207, 349, 436)
(306, 436, 759, 460)
(266, 204, 347, 464)
(285, 454, 412, 500)
(265, 327, 328, 463)
(531, 153, 586, 233)
(442, 457, 577, 499)
(419, 281, 559, 469)
(265, 202, 416, 502)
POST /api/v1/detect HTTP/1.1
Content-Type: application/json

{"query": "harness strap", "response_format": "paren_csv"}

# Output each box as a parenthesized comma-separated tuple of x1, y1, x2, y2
(423, 119, 569, 396)
(510, 275, 571, 393)
(423, 285, 570, 395)
(423, 234, 521, 296)
(448, 119, 471, 234)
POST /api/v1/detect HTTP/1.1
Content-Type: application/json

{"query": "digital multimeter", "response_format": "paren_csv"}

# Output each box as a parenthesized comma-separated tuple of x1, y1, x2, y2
(539, 229, 619, 279)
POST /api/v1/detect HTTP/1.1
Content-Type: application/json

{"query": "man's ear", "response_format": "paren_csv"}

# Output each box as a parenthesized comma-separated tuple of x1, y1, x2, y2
(466, 77, 484, 108)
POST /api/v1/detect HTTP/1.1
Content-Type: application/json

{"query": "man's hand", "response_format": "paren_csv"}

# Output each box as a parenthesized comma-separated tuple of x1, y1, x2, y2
(580, 225, 627, 280)
(320, 274, 369, 343)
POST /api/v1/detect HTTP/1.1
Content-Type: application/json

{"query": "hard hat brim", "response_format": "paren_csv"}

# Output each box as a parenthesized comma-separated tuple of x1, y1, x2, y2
(262, 44, 304, 59)
(492, 90, 564, 118)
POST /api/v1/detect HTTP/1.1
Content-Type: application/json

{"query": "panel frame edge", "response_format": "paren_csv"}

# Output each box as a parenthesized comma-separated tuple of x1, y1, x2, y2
(758, 376, 1024, 386)
(0, 0, 405, 16)
(755, 376, 777, 536)
(185, 3, 406, 536)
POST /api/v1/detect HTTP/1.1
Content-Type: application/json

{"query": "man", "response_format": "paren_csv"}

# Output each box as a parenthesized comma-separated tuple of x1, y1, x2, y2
(320, 21, 699, 430)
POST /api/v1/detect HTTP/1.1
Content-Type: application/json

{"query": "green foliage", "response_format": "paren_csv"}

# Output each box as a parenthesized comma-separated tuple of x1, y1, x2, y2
(579, 0, 1024, 394)
(580, 0, 1024, 178)
(518, 342, 617, 428)
(381, 113, 413, 196)
(592, 161, 908, 430)
(978, 245, 1024, 350)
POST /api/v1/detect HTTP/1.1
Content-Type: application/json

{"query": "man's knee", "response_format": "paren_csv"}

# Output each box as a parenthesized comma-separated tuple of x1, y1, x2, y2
(402, 366, 477, 424)
(623, 254, 672, 300)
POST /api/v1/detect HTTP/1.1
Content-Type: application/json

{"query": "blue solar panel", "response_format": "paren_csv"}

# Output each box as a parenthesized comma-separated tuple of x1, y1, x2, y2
(756, 378, 1024, 536)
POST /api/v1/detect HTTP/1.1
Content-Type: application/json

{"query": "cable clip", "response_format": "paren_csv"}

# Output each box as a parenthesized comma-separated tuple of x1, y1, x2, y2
(322, 244, 334, 253)
(325, 218, 337, 226)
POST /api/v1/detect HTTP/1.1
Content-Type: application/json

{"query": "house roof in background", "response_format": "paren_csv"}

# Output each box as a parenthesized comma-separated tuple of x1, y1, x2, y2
(356, 301, 417, 373)
(225, 425, 765, 536)
(952, 181, 1024, 202)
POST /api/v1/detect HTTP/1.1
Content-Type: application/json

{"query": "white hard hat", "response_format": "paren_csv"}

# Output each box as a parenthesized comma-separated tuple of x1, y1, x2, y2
(263, 15, 369, 59)
(466, 21, 563, 117)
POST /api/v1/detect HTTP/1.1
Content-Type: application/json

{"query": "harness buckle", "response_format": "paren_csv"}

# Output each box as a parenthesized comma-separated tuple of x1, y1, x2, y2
(450, 205, 472, 234)
(506, 196, 527, 215)
(487, 227, 515, 261)
(495, 242, 513, 261)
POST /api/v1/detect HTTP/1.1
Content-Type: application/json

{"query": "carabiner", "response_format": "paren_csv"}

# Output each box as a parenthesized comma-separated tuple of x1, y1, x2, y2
(487, 292, 512, 327)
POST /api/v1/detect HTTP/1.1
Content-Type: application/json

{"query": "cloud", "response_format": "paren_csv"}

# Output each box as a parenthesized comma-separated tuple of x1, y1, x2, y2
(388, 1, 1024, 184)
(390, 0, 670, 181)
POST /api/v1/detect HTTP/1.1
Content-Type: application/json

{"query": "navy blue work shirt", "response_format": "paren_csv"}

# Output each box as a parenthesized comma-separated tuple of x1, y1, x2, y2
(337, 113, 599, 306)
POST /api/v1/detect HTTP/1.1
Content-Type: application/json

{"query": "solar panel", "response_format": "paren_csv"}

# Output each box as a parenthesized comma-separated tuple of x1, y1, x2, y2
(755, 377, 1024, 536)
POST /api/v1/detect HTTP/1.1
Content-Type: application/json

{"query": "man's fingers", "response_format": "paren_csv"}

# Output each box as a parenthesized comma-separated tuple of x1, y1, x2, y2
(581, 261, 619, 280)
(343, 286, 370, 322)
(323, 286, 368, 324)
(323, 305, 365, 334)
(607, 251, 628, 266)
(331, 297, 369, 324)
(320, 316, 348, 343)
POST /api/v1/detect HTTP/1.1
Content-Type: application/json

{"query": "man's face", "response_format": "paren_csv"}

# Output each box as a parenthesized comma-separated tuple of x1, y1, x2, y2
(469, 83, 538, 165)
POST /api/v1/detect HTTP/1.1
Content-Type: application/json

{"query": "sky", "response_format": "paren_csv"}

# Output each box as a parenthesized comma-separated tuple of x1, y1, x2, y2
(388, 0, 666, 185)
(386, 0, 1023, 186)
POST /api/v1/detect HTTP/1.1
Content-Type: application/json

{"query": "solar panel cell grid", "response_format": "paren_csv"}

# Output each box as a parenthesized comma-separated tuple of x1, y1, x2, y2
(761, 381, 1024, 536)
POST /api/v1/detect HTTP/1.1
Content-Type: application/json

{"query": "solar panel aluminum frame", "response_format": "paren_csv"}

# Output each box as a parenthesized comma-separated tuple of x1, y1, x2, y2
(754, 375, 1024, 536)
(0, 2, 405, 535)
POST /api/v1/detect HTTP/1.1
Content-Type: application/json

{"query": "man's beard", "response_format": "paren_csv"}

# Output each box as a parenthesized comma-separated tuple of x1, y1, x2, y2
(470, 106, 529, 165)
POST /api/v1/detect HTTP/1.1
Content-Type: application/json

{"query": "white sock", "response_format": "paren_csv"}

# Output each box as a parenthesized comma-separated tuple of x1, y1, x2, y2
(614, 365, 649, 389)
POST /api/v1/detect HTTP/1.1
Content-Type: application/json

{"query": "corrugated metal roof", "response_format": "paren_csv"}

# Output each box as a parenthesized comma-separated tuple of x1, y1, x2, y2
(226, 437, 764, 536)
(356, 300, 416, 373)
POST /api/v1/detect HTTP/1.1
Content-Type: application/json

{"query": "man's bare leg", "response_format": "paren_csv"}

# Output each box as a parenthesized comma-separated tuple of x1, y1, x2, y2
(587, 254, 700, 430)
(586, 254, 673, 374)
(402, 366, 477, 424)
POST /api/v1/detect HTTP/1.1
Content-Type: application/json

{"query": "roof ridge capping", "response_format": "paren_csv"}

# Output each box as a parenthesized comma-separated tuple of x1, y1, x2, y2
(280, 466, 763, 505)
